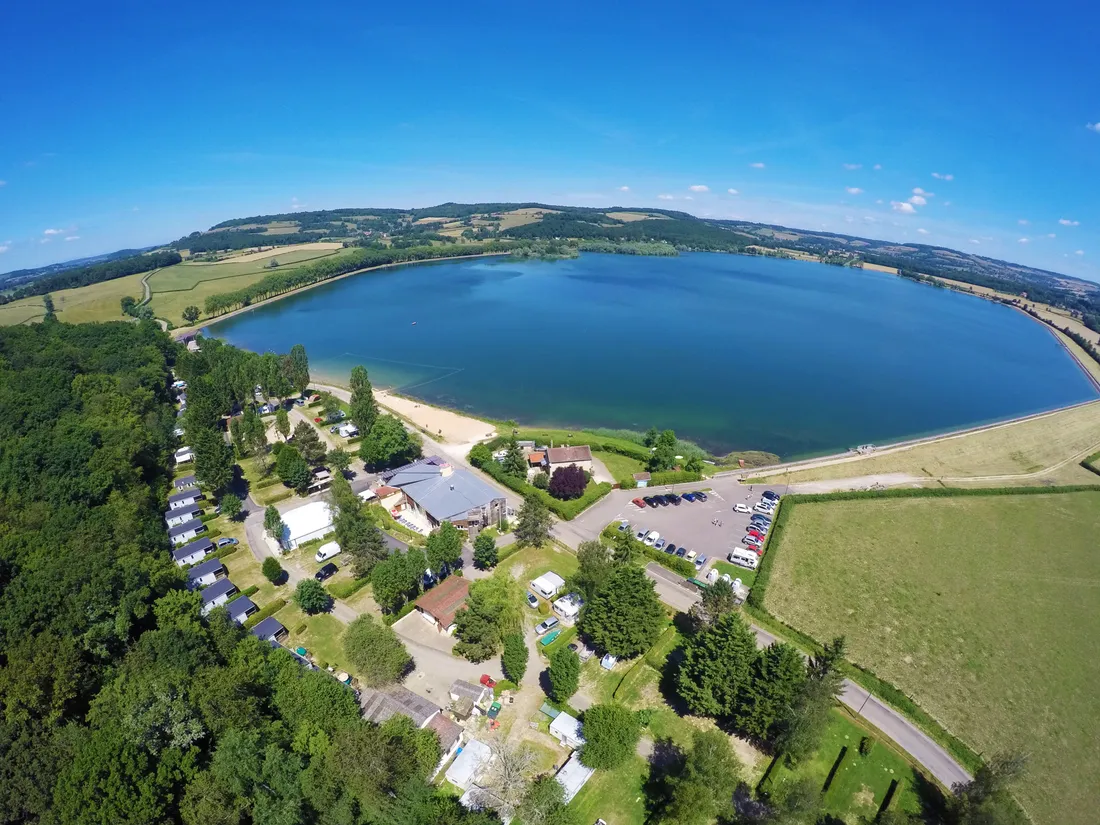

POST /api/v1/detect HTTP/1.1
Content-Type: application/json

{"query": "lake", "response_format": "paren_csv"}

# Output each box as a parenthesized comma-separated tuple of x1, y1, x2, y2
(207, 252, 1098, 458)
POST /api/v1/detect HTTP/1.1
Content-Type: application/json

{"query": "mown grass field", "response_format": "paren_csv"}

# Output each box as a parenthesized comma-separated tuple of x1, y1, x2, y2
(0, 298, 45, 325)
(592, 449, 646, 483)
(768, 400, 1100, 486)
(0, 272, 148, 324)
(764, 491, 1100, 825)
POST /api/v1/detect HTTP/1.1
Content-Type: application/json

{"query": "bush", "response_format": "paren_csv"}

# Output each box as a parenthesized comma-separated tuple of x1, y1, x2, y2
(532, 471, 549, 490)
(239, 585, 259, 598)
(649, 469, 703, 486)
(579, 703, 641, 769)
(328, 576, 370, 599)
(549, 464, 586, 500)
(294, 623, 308, 634)
(469, 448, 612, 520)
(262, 556, 284, 584)
(859, 736, 875, 757)
(294, 579, 333, 615)
(243, 598, 287, 629)
(382, 602, 417, 626)
(501, 633, 529, 684)
(343, 615, 412, 687)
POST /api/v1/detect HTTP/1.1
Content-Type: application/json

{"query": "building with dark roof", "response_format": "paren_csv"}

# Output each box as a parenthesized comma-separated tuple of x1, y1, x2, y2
(414, 575, 470, 633)
(172, 536, 213, 566)
(360, 684, 440, 728)
(168, 518, 206, 545)
(200, 578, 238, 615)
(174, 474, 197, 490)
(168, 488, 204, 509)
(186, 557, 225, 589)
(227, 596, 258, 624)
(384, 456, 505, 533)
(251, 617, 287, 643)
(165, 505, 203, 528)
(545, 445, 593, 475)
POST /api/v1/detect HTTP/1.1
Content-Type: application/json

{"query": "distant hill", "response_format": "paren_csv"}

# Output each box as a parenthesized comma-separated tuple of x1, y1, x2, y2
(0, 247, 158, 288)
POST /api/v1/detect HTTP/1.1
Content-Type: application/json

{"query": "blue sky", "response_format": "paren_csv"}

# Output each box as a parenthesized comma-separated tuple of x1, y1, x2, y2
(1, 1, 1098, 279)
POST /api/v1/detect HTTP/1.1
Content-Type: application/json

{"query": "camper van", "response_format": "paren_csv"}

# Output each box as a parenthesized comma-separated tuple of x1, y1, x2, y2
(314, 541, 342, 563)
(728, 548, 760, 570)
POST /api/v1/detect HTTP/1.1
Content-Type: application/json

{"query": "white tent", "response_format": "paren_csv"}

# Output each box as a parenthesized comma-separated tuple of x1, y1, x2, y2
(280, 501, 334, 550)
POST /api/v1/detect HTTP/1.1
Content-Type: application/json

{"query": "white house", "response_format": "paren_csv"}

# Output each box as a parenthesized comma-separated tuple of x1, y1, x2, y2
(530, 571, 566, 600)
(545, 445, 593, 476)
(445, 739, 493, 791)
(185, 556, 224, 589)
(200, 578, 239, 615)
(227, 596, 258, 624)
(552, 593, 584, 624)
(169, 518, 206, 546)
(555, 752, 595, 803)
(279, 500, 334, 550)
(549, 711, 585, 749)
(168, 488, 204, 510)
(174, 446, 195, 464)
(173, 536, 213, 567)
(165, 505, 202, 528)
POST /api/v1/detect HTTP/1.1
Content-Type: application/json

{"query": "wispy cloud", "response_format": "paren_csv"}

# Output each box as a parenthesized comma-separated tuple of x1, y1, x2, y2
(65, 235, 80, 241)
(842, 163, 862, 171)
(1018, 237, 1030, 244)
(1046, 233, 1056, 239)
(931, 172, 954, 180)
(689, 184, 709, 192)
(1087, 123, 1100, 133)
(917, 228, 929, 234)
(891, 201, 916, 214)
(0, 180, 6, 187)
(1059, 218, 1080, 226)
(618, 185, 630, 192)
(43, 228, 65, 235)
(845, 187, 863, 195)
(684, 195, 694, 201)
(969, 239, 981, 245)
(872, 164, 882, 171)
(1075, 250, 1085, 255)
(912, 187, 933, 197)
(908, 195, 927, 206)
(749, 162, 765, 169)
(657, 194, 675, 200)
(727, 188, 739, 195)
(0, 241, 10, 253)
(1018, 219, 1029, 225)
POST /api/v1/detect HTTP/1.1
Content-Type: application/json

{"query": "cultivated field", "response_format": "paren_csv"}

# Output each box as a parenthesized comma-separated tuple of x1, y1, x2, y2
(764, 400, 1100, 486)
(765, 491, 1100, 825)
(606, 211, 668, 222)
(203, 241, 344, 264)
(50, 271, 149, 323)
(495, 207, 559, 230)
(0, 298, 46, 325)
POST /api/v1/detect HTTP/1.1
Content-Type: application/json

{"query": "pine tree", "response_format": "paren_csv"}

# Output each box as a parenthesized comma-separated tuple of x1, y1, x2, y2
(580, 565, 664, 658)
(502, 439, 527, 479)
(349, 365, 379, 434)
(548, 646, 580, 702)
(514, 494, 551, 548)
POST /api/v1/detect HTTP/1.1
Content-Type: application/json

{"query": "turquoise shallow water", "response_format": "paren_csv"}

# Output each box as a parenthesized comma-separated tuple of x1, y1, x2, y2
(207, 252, 1097, 458)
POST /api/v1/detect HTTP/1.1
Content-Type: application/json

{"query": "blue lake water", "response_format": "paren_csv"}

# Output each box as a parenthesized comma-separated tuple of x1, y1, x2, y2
(207, 252, 1098, 458)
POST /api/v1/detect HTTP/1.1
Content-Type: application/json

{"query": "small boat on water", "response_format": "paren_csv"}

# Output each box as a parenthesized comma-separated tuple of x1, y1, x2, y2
(411, 321, 417, 325)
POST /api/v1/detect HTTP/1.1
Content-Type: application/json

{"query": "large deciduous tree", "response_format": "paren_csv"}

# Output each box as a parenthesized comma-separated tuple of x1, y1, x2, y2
(349, 365, 379, 434)
(359, 415, 420, 470)
(454, 577, 521, 662)
(276, 444, 311, 492)
(648, 429, 678, 472)
(192, 426, 235, 493)
(548, 647, 580, 703)
(579, 704, 640, 769)
(573, 540, 615, 601)
(501, 633, 528, 684)
(548, 464, 586, 500)
(343, 616, 411, 687)
(656, 729, 742, 825)
(676, 611, 759, 718)
(426, 521, 463, 576)
(472, 531, 497, 570)
(775, 637, 845, 763)
(294, 580, 333, 615)
(284, 344, 310, 396)
(580, 565, 664, 658)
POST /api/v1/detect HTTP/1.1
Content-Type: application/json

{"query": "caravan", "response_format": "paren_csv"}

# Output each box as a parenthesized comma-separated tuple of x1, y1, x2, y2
(728, 548, 760, 570)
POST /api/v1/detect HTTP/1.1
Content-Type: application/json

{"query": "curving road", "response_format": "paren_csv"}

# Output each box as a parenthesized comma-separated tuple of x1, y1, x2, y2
(644, 564, 972, 790)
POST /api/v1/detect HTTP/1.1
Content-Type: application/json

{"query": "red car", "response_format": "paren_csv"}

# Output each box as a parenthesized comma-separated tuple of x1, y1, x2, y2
(314, 417, 323, 423)
(480, 674, 497, 688)
(747, 529, 766, 540)
(631, 498, 647, 509)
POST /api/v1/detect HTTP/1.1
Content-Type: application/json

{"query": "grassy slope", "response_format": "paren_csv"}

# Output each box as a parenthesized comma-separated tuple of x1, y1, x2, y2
(0, 298, 46, 325)
(593, 449, 646, 483)
(768, 400, 1100, 485)
(764, 492, 1100, 825)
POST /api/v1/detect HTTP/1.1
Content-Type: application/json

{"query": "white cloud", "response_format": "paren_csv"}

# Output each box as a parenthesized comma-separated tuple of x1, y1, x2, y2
(132, 206, 140, 212)
(872, 164, 882, 171)
(1018, 219, 1029, 225)
(0, 180, 6, 187)
(969, 239, 981, 245)
(0, 241, 10, 253)
(845, 187, 863, 195)
(1018, 237, 1030, 244)
(618, 185, 630, 192)
(689, 184, 709, 192)
(684, 195, 694, 200)
(844, 215, 855, 223)
(875, 199, 884, 205)
(40, 238, 51, 244)
(891, 201, 916, 214)
(65, 235, 80, 241)
(912, 187, 933, 197)
(943, 201, 952, 207)
(43, 228, 64, 235)
(657, 194, 675, 200)
(1087, 123, 1100, 133)
(1075, 250, 1085, 255)
(917, 228, 929, 234)
(1046, 233, 1056, 238)
(931, 172, 954, 180)
(842, 163, 862, 171)
(749, 162, 765, 169)
(727, 188, 739, 195)
(908, 195, 927, 206)
(1059, 218, 1080, 226)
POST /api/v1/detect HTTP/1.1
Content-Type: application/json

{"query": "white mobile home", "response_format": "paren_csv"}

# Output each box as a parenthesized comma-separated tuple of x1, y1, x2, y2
(530, 571, 566, 600)
(172, 536, 213, 567)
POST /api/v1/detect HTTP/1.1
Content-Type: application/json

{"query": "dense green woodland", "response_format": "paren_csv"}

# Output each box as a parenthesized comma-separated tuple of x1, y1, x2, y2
(0, 320, 495, 825)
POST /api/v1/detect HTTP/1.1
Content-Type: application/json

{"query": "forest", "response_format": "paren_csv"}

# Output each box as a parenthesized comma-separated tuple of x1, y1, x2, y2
(0, 319, 493, 825)
(0, 249, 182, 304)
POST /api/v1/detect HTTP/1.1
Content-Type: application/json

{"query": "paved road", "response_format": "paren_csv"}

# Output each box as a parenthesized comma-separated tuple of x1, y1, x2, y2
(644, 563, 972, 791)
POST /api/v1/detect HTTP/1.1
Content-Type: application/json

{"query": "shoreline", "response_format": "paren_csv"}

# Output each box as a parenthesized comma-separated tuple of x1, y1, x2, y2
(170, 250, 512, 338)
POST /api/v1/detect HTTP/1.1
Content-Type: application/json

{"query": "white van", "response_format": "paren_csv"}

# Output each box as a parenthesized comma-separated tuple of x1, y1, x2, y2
(728, 549, 759, 570)
(314, 541, 342, 563)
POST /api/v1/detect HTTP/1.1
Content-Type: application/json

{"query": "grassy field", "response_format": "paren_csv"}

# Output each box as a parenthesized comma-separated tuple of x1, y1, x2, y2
(764, 491, 1100, 825)
(764, 400, 1100, 486)
(592, 449, 646, 484)
(495, 543, 579, 584)
(0, 298, 45, 325)
(763, 709, 925, 820)
(0, 272, 149, 324)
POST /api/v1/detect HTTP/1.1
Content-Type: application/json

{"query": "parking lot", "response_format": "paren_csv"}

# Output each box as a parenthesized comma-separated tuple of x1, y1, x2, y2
(611, 484, 783, 575)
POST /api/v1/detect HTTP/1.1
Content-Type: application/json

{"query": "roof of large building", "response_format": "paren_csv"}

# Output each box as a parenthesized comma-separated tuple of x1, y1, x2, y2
(549, 710, 585, 744)
(200, 578, 238, 604)
(360, 685, 440, 728)
(415, 576, 470, 628)
(165, 505, 201, 521)
(385, 456, 503, 522)
(280, 501, 333, 543)
(250, 617, 286, 640)
(546, 445, 592, 464)
(186, 557, 224, 581)
(168, 518, 204, 538)
(172, 536, 213, 561)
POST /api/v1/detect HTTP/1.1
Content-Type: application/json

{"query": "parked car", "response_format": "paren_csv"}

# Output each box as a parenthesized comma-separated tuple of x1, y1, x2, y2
(666, 493, 681, 506)
(632, 497, 648, 508)
(762, 490, 780, 502)
(753, 503, 774, 514)
(535, 617, 559, 636)
(684, 550, 698, 563)
(654, 538, 666, 550)
(216, 537, 238, 548)
(329, 425, 340, 433)
(693, 491, 708, 501)
(314, 417, 323, 423)
(751, 514, 772, 524)
(644, 497, 659, 508)
(315, 542, 342, 562)
(695, 555, 708, 569)
(526, 592, 539, 609)
(733, 503, 751, 513)
(643, 531, 660, 546)
(635, 529, 647, 541)
(743, 536, 763, 548)
(676, 546, 688, 557)
(618, 520, 630, 532)
(682, 492, 696, 502)
(480, 674, 497, 688)
(665, 543, 678, 555)
(315, 563, 338, 582)
(747, 530, 766, 541)
(655, 495, 670, 506)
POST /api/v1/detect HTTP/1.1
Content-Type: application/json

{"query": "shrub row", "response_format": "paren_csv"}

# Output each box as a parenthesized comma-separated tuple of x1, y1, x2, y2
(253, 475, 283, 490)
(1080, 450, 1100, 479)
(486, 431, 652, 463)
(244, 598, 287, 629)
(649, 469, 703, 486)
(214, 544, 239, 560)
(328, 576, 370, 599)
(383, 601, 417, 626)
(473, 455, 612, 520)
(643, 544, 696, 577)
